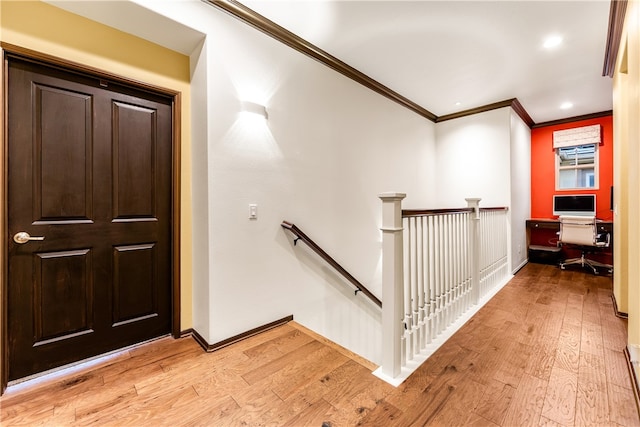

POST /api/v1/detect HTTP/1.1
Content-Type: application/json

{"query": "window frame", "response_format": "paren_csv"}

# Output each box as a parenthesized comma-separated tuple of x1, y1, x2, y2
(555, 143, 599, 191)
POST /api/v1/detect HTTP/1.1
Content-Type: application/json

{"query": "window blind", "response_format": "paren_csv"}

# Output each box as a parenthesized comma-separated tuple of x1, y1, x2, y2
(552, 124, 602, 149)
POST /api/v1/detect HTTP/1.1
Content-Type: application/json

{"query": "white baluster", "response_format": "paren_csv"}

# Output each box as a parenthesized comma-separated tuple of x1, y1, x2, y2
(482, 212, 486, 296)
(402, 217, 409, 365)
(427, 214, 435, 344)
(450, 214, 457, 321)
(438, 214, 445, 334)
(443, 214, 450, 330)
(411, 216, 419, 358)
(417, 216, 426, 351)
(456, 214, 461, 315)
(404, 217, 416, 360)
(462, 212, 470, 310)
(456, 214, 464, 318)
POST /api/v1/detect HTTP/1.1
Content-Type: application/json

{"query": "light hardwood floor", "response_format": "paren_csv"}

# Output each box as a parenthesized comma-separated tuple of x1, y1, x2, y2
(1, 263, 639, 426)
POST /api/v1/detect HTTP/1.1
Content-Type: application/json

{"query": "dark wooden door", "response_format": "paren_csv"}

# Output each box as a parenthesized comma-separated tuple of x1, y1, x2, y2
(7, 57, 173, 381)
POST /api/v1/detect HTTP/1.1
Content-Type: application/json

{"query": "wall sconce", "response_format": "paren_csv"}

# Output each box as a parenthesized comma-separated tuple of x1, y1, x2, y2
(240, 101, 268, 120)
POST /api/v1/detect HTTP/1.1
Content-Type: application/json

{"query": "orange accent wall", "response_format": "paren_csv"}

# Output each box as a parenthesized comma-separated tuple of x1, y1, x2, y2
(531, 115, 613, 221)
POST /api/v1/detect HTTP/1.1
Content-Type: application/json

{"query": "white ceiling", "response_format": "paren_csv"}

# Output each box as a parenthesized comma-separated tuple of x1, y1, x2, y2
(240, 0, 614, 124)
(48, 0, 614, 125)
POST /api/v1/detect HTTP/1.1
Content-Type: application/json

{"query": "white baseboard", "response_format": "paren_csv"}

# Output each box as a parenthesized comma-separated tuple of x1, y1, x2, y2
(512, 259, 528, 274)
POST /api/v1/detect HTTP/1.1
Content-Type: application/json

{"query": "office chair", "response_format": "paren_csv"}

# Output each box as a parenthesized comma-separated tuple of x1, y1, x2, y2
(557, 215, 612, 274)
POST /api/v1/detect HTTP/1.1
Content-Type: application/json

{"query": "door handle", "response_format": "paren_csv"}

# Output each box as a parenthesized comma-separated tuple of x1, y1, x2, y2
(13, 231, 45, 244)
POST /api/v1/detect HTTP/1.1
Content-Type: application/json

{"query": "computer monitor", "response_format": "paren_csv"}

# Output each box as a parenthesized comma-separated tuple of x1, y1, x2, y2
(553, 194, 596, 217)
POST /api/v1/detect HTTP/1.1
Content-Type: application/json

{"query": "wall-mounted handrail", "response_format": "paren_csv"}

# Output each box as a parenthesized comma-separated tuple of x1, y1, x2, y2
(281, 221, 382, 308)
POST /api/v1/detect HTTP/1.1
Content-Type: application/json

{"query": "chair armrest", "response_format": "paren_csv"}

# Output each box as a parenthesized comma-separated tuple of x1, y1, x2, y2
(596, 232, 610, 246)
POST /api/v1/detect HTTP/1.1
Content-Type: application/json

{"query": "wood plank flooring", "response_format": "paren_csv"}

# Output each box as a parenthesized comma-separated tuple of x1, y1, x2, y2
(1, 263, 639, 426)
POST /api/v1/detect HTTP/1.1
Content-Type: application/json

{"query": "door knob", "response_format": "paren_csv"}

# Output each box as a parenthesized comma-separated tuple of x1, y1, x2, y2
(13, 231, 45, 244)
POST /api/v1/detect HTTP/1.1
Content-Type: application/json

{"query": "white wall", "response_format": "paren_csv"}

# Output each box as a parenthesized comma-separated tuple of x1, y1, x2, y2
(509, 110, 532, 272)
(206, 7, 438, 363)
(190, 39, 211, 339)
(434, 108, 512, 208)
(136, 1, 437, 363)
(434, 107, 531, 273)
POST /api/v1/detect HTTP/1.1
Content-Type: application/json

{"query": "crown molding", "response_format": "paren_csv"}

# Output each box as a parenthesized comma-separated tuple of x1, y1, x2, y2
(532, 110, 613, 129)
(603, 0, 628, 77)
(203, 0, 438, 122)
(436, 99, 513, 123)
(436, 98, 535, 127)
(510, 98, 535, 128)
(203, 1, 611, 130)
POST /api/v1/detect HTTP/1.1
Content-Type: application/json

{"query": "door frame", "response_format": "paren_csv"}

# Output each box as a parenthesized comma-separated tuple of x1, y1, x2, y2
(0, 43, 182, 394)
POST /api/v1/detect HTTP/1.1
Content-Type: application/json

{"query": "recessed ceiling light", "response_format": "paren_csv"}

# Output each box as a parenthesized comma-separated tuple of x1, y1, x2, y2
(543, 35, 563, 49)
(455, 101, 461, 106)
(560, 102, 573, 110)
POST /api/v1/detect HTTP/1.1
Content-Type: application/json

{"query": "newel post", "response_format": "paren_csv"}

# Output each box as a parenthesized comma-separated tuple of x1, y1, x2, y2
(466, 198, 481, 305)
(379, 192, 406, 379)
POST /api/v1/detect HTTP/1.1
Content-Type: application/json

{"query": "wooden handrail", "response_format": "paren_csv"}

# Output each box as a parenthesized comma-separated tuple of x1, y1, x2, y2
(281, 221, 382, 308)
(403, 208, 473, 217)
(479, 207, 509, 212)
(402, 206, 508, 217)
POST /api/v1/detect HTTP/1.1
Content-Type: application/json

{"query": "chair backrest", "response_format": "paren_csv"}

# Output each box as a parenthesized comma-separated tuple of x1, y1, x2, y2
(558, 215, 597, 246)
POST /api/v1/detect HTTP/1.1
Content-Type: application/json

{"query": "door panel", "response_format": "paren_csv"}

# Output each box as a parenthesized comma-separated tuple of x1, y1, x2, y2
(113, 101, 156, 219)
(7, 57, 173, 381)
(112, 243, 157, 325)
(34, 249, 94, 345)
(35, 84, 93, 222)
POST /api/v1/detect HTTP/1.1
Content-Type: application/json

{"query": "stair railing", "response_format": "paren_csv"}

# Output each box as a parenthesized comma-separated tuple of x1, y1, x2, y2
(281, 221, 382, 308)
(377, 194, 510, 384)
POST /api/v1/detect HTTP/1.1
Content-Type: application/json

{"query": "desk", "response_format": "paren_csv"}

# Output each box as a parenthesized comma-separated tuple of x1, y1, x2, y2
(526, 218, 613, 233)
(526, 218, 613, 265)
